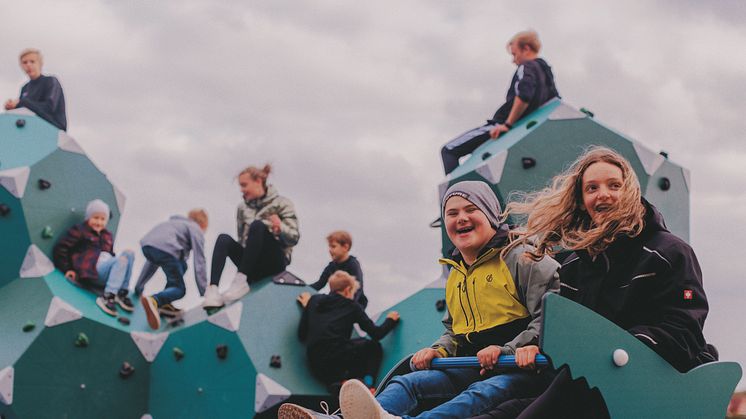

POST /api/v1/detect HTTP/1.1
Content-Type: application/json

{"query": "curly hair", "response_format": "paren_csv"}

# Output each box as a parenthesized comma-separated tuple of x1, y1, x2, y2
(502, 146, 646, 259)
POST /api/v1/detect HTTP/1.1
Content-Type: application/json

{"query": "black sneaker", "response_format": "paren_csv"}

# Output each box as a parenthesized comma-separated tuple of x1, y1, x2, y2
(116, 290, 134, 312)
(158, 303, 182, 318)
(97, 293, 118, 316)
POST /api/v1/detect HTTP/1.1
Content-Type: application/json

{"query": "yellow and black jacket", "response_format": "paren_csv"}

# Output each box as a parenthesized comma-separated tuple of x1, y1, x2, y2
(432, 226, 560, 357)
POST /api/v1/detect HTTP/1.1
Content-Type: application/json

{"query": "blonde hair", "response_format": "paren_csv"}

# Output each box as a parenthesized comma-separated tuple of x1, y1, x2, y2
(19, 48, 42, 63)
(329, 270, 359, 293)
(502, 146, 645, 259)
(238, 164, 272, 188)
(188, 208, 208, 229)
(327, 230, 352, 249)
(508, 30, 541, 53)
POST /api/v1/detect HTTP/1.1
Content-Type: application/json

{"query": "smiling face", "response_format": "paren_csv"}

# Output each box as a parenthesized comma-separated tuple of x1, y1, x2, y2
(580, 161, 624, 225)
(444, 196, 496, 264)
(86, 212, 108, 233)
(238, 173, 265, 201)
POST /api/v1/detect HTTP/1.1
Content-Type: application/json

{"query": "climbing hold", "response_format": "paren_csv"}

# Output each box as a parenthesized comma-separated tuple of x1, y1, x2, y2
(167, 317, 184, 328)
(173, 347, 185, 361)
(74, 332, 90, 347)
(197, 387, 203, 394)
(521, 157, 536, 169)
(41, 226, 54, 239)
(659, 150, 669, 159)
(526, 120, 537, 129)
(22, 321, 36, 332)
(15, 119, 25, 128)
(658, 177, 671, 191)
(481, 152, 492, 160)
(119, 362, 135, 379)
(117, 317, 131, 326)
(37, 179, 51, 190)
(216, 344, 229, 360)
(80, 383, 86, 390)
(613, 349, 629, 367)
(579, 107, 595, 118)
(270, 354, 282, 368)
(435, 299, 446, 312)
(0, 204, 10, 217)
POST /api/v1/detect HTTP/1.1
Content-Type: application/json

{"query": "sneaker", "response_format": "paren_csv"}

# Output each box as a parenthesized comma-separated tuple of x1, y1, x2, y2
(140, 295, 161, 330)
(340, 379, 399, 419)
(116, 290, 134, 312)
(221, 273, 250, 303)
(158, 303, 182, 318)
(202, 284, 224, 309)
(96, 293, 118, 316)
(278, 402, 341, 419)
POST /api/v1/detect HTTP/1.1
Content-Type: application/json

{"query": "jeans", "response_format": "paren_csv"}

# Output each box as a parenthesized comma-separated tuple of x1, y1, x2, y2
(377, 368, 549, 419)
(142, 245, 187, 306)
(96, 250, 135, 295)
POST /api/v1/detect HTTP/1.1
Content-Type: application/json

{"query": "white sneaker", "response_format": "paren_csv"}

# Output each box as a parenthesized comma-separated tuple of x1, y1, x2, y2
(340, 379, 400, 419)
(202, 284, 224, 309)
(221, 273, 250, 303)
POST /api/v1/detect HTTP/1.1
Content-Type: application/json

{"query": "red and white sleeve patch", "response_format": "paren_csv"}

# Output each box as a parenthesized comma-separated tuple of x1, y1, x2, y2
(683, 289, 694, 300)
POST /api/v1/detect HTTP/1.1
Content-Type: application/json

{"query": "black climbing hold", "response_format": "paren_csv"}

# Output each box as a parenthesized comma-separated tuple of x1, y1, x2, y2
(117, 317, 131, 326)
(526, 120, 537, 129)
(579, 108, 595, 118)
(15, 119, 25, 128)
(167, 317, 185, 328)
(173, 347, 185, 361)
(119, 362, 135, 379)
(38, 179, 51, 190)
(216, 344, 228, 360)
(481, 152, 492, 160)
(0, 204, 10, 217)
(22, 321, 36, 332)
(272, 270, 307, 286)
(435, 299, 446, 312)
(659, 150, 669, 159)
(659, 177, 671, 191)
(75, 332, 90, 347)
(270, 354, 282, 368)
(522, 157, 536, 169)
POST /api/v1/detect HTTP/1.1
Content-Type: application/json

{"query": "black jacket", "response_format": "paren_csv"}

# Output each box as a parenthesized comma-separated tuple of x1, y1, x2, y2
(299, 293, 396, 360)
(490, 58, 559, 124)
(309, 255, 368, 309)
(18, 75, 67, 131)
(558, 200, 715, 372)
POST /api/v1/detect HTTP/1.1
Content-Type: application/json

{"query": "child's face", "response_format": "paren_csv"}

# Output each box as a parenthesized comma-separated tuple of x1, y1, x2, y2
(239, 173, 265, 201)
(20, 53, 42, 80)
(580, 161, 624, 226)
(87, 212, 108, 233)
(444, 196, 495, 257)
(328, 241, 350, 263)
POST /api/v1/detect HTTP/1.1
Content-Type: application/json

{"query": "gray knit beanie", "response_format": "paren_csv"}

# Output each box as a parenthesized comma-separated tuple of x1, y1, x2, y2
(85, 199, 110, 222)
(441, 181, 502, 229)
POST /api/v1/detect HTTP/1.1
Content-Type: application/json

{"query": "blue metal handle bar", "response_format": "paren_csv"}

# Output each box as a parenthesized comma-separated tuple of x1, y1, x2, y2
(428, 355, 549, 369)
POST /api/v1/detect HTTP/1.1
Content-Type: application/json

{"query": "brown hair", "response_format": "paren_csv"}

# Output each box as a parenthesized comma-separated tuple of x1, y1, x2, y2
(238, 164, 272, 188)
(502, 146, 646, 259)
(327, 230, 352, 249)
(329, 270, 359, 293)
(188, 208, 209, 229)
(508, 30, 541, 53)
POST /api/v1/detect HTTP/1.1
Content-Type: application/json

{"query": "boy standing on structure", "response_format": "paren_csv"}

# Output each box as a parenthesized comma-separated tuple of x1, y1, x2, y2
(309, 230, 368, 309)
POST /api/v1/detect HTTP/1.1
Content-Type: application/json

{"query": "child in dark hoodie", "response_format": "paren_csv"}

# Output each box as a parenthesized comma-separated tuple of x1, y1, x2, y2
(297, 271, 399, 390)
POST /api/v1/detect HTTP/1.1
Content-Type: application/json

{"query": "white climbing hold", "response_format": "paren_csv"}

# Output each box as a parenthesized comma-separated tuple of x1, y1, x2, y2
(131, 331, 170, 362)
(208, 301, 242, 331)
(113, 184, 127, 215)
(19, 244, 55, 278)
(632, 141, 665, 176)
(141, 415, 153, 419)
(57, 131, 86, 155)
(547, 102, 588, 120)
(44, 296, 83, 327)
(0, 367, 13, 405)
(0, 166, 30, 198)
(613, 349, 629, 367)
(475, 149, 509, 185)
(255, 373, 291, 413)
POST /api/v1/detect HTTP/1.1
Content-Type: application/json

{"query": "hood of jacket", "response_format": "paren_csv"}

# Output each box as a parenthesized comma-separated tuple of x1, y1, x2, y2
(244, 184, 279, 209)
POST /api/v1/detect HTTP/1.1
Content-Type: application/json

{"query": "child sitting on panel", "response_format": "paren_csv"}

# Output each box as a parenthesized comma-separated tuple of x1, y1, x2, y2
(53, 199, 134, 316)
(308, 230, 368, 309)
(137, 209, 209, 330)
(296, 271, 399, 394)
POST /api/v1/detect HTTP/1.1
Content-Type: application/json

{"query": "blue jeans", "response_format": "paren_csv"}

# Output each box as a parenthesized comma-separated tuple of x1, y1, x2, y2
(142, 245, 187, 306)
(96, 250, 135, 295)
(377, 368, 549, 419)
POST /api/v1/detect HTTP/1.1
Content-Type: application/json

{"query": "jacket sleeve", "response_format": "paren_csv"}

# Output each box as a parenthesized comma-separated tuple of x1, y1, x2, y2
(309, 264, 332, 291)
(190, 225, 208, 296)
(53, 225, 82, 273)
(430, 311, 466, 357)
(103, 231, 114, 255)
(502, 247, 560, 355)
(626, 241, 709, 372)
(275, 197, 300, 247)
(298, 297, 312, 342)
(18, 77, 65, 125)
(356, 307, 397, 341)
(514, 62, 539, 102)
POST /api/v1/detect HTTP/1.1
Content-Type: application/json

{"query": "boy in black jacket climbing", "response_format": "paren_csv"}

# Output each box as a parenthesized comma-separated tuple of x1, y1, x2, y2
(297, 270, 399, 390)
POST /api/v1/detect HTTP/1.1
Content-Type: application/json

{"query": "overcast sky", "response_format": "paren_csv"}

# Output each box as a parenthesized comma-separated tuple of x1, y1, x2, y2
(2, 1, 745, 389)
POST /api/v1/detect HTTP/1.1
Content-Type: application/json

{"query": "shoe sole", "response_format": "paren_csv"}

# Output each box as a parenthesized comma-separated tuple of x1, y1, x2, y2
(340, 379, 387, 419)
(96, 298, 117, 317)
(117, 299, 134, 313)
(140, 296, 161, 330)
(277, 403, 314, 419)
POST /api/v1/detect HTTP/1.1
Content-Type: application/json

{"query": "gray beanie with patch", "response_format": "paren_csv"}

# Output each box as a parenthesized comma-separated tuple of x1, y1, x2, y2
(441, 181, 502, 229)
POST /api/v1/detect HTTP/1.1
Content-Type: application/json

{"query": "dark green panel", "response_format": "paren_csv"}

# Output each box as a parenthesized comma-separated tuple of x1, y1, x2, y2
(0, 188, 29, 286)
(0, 277, 52, 367)
(0, 113, 58, 171)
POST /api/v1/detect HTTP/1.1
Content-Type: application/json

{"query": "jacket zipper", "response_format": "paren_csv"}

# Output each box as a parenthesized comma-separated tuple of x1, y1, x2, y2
(463, 277, 477, 332)
(472, 277, 483, 325)
(457, 281, 469, 327)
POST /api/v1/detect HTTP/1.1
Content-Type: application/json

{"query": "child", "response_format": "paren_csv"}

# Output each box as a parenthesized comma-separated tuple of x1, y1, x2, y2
(297, 271, 399, 392)
(474, 147, 718, 419)
(309, 230, 368, 308)
(53, 199, 134, 316)
(202, 164, 300, 309)
(138, 209, 209, 330)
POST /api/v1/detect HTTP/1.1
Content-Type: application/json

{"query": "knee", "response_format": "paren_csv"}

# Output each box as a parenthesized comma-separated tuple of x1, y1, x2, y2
(248, 219, 266, 232)
(216, 233, 233, 244)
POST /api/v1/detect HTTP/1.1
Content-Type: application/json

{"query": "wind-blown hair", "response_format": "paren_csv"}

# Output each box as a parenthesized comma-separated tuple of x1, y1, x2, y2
(502, 146, 646, 259)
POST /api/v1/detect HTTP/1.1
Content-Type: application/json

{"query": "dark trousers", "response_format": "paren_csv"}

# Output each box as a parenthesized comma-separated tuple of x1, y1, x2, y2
(142, 245, 187, 306)
(309, 338, 383, 386)
(441, 124, 495, 175)
(210, 220, 287, 285)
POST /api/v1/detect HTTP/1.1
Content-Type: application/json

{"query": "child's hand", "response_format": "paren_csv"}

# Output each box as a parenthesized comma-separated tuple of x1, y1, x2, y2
(65, 270, 77, 281)
(4, 99, 18, 110)
(296, 292, 311, 308)
(515, 345, 540, 370)
(268, 214, 281, 234)
(476, 345, 502, 375)
(411, 347, 442, 370)
(386, 311, 400, 321)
